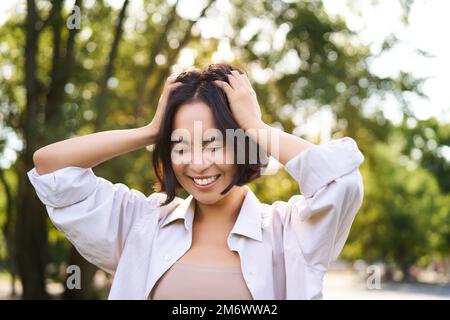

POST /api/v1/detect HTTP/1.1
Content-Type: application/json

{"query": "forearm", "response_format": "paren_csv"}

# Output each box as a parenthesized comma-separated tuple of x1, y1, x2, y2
(245, 121, 315, 165)
(33, 125, 158, 175)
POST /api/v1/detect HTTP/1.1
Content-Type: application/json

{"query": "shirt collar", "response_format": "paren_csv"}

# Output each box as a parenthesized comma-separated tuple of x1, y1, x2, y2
(161, 185, 263, 242)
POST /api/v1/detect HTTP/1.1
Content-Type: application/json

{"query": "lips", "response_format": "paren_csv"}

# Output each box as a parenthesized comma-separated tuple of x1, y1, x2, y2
(191, 175, 220, 186)
(188, 174, 221, 189)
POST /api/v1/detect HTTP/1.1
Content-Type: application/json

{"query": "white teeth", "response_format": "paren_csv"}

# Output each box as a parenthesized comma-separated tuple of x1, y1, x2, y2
(193, 175, 219, 186)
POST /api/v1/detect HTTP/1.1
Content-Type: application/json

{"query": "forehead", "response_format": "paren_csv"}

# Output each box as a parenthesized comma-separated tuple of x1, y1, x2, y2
(173, 100, 218, 133)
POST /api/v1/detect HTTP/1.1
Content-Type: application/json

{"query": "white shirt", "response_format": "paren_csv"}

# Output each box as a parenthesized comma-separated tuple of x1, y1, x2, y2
(27, 137, 364, 300)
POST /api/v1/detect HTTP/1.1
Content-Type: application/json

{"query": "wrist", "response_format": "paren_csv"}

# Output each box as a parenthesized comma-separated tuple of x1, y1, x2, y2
(242, 119, 266, 132)
(243, 120, 272, 148)
(138, 124, 159, 146)
(244, 120, 270, 136)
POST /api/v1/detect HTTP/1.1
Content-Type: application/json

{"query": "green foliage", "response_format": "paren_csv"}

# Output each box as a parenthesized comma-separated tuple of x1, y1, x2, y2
(342, 138, 449, 269)
(0, 0, 448, 296)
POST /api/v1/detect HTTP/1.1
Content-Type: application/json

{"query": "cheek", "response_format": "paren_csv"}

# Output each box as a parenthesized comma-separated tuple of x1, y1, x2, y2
(220, 145, 235, 164)
(217, 164, 237, 178)
(216, 148, 237, 178)
(171, 163, 185, 180)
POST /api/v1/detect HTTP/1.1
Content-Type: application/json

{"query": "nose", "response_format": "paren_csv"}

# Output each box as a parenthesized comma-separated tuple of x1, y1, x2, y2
(189, 148, 214, 171)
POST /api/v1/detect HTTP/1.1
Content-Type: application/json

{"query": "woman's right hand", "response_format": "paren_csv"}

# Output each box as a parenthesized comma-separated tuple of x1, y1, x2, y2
(148, 73, 183, 134)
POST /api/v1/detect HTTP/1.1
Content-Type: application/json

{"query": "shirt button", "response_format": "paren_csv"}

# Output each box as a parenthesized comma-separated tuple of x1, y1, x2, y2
(164, 254, 172, 261)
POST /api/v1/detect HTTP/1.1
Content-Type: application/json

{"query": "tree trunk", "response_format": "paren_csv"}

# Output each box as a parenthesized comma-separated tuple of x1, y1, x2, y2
(15, 0, 49, 299)
(16, 177, 49, 299)
(63, 0, 130, 299)
(0, 168, 18, 297)
(63, 248, 100, 299)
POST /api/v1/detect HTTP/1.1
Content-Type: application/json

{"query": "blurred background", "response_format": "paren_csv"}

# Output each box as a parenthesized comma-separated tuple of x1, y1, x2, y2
(0, 0, 449, 300)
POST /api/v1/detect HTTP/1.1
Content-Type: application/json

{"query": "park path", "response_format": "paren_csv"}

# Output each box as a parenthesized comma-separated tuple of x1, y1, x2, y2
(1, 270, 450, 300)
(323, 270, 450, 300)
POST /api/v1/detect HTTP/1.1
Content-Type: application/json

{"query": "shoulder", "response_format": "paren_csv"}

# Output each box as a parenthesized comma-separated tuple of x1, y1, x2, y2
(142, 192, 184, 223)
(258, 195, 306, 228)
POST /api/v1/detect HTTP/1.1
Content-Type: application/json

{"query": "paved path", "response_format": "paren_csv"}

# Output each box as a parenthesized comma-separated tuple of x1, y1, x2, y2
(2, 271, 450, 299)
(323, 271, 450, 300)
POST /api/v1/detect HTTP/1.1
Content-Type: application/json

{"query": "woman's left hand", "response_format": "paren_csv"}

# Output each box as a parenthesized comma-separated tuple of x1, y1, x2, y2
(214, 71, 263, 130)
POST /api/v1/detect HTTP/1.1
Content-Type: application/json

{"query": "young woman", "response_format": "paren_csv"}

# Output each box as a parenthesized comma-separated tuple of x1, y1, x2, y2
(28, 63, 364, 300)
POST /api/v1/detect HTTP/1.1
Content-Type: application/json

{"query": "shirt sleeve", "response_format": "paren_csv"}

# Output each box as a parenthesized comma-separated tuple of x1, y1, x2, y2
(27, 166, 166, 274)
(273, 137, 364, 272)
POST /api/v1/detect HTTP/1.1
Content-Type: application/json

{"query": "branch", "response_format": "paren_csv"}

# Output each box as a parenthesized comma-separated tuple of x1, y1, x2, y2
(135, 0, 181, 115)
(94, 0, 130, 130)
(45, 0, 82, 126)
(136, 0, 215, 122)
(44, 0, 64, 122)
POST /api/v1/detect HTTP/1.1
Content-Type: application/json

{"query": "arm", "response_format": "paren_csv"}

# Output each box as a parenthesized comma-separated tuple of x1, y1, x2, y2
(214, 71, 364, 282)
(33, 73, 182, 175)
(280, 143, 364, 299)
(27, 73, 182, 273)
(213, 70, 314, 165)
(242, 120, 314, 165)
(33, 125, 157, 175)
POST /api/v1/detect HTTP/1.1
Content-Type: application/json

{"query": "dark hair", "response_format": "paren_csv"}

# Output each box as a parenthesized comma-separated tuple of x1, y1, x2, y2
(152, 62, 268, 206)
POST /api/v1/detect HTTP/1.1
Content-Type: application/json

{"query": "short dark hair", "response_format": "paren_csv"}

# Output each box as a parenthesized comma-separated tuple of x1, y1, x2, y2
(152, 62, 268, 206)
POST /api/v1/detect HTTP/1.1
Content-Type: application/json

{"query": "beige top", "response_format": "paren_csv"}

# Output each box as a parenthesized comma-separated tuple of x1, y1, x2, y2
(149, 261, 253, 300)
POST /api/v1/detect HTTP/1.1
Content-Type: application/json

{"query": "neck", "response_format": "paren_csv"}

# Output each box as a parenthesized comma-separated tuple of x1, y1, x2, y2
(194, 186, 247, 225)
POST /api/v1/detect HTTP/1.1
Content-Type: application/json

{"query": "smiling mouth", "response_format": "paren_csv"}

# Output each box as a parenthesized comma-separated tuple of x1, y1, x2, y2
(190, 175, 221, 186)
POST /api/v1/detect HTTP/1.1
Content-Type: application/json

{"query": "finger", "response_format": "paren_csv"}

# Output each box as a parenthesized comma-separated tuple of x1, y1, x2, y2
(213, 80, 233, 94)
(227, 73, 239, 89)
(241, 73, 253, 88)
(230, 70, 244, 83)
(168, 82, 183, 90)
(230, 70, 242, 78)
(166, 73, 180, 84)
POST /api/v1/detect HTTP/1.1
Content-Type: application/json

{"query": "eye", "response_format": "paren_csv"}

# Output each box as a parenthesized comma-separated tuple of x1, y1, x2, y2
(172, 147, 187, 155)
(206, 145, 222, 152)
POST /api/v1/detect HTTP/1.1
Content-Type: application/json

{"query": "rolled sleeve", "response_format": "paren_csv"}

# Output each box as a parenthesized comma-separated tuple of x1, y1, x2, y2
(279, 137, 365, 274)
(284, 137, 364, 198)
(27, 166, 99, 208)
(27, 166, 164, 274)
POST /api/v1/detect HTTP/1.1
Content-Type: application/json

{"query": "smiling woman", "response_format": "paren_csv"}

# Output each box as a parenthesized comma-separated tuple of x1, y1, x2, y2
(152, 64, 268, 207)
(27, 62, 365, 300)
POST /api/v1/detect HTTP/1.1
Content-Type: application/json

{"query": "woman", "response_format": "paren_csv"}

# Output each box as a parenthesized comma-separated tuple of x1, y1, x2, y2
(28, 63, 364, 300)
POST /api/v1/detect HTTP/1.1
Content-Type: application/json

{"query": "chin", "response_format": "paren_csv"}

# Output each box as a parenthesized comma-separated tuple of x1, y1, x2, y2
(178, 177, 233, 204)
(191, 192, 222, 205)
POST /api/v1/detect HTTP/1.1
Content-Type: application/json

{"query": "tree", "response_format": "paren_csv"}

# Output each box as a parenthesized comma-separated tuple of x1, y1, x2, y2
(1, 0, 448, 298)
